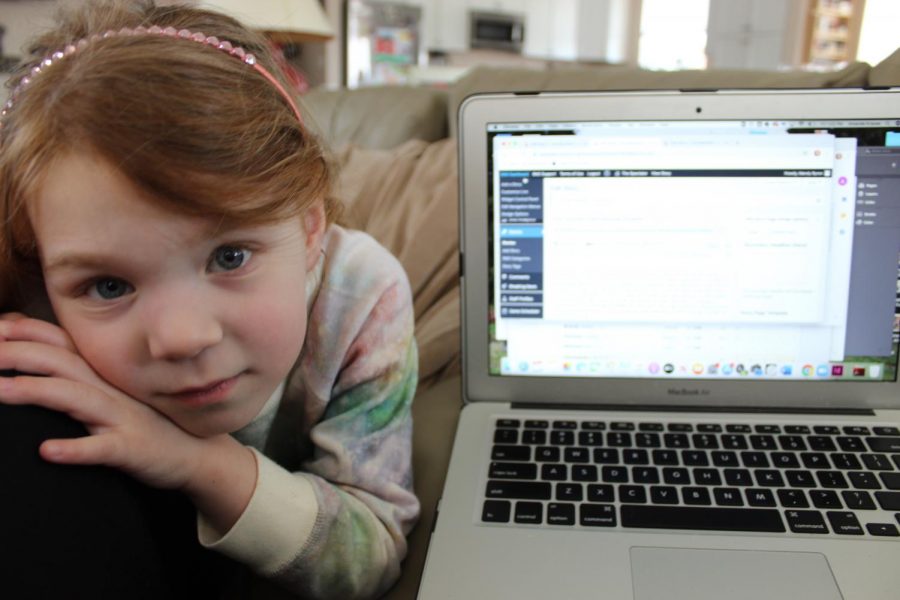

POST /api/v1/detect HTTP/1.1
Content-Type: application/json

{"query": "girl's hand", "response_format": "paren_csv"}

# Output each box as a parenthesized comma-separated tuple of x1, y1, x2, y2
(0, 316, 257, 533)
(0, 315, 205, 488)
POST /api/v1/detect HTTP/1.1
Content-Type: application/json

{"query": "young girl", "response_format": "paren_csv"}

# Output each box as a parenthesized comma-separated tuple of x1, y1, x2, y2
(0, 1, 418, 598)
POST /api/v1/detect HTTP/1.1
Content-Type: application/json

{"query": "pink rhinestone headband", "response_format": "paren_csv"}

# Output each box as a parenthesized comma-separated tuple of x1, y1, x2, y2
(0, 25, 303, 133)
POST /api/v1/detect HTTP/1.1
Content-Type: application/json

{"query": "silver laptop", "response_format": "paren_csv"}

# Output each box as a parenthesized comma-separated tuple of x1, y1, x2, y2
(418, 88, 900, 600)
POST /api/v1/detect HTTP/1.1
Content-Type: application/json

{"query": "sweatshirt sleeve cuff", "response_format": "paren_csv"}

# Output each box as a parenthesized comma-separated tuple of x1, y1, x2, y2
(197, 448, 319, 575)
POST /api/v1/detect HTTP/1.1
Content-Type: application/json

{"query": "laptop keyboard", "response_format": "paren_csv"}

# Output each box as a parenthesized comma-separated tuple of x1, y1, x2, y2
(482, 418, 900, 537)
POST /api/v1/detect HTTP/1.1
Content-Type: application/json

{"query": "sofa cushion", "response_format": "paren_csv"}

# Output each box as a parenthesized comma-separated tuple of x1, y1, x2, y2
(870, 48, 900, 87)
(447, 62, 873, 136)
(332, 139, 460, 387)
(303, 86, 448, 150)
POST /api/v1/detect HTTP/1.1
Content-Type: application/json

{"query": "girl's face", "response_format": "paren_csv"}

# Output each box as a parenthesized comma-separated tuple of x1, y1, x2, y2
(29, 152, 324, 437)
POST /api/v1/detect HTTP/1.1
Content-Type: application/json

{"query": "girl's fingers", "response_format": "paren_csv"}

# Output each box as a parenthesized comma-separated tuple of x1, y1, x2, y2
(0, 340, 101, 385)
(0, 317, 76, 351)
(0, 375, 119, 426)
(40, 433, 122, 466)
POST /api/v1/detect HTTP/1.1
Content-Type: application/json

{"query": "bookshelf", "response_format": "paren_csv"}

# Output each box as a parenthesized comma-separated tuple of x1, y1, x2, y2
(804, 0, 866, 66)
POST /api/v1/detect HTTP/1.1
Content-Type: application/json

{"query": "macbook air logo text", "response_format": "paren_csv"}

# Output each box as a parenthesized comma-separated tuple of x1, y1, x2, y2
(667, 388, 711, 396)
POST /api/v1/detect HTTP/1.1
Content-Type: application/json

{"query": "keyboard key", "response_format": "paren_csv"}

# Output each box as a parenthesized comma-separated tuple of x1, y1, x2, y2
(722, 434, 749, 450)
(607, 432, 632, 447)
(832, 453, 862, 470)
(712, 451, 739, 467)
(682, 487, 712, 505)
(741, 451, 769, 468)
(873, 426, 900, 436)
(587, 484, 614, 503)
(713, 487, 744, 506)
(536, 446, 560, 462)
(746, 488, 777, 507)
(619, 485, 648, 504)
(580, 503, 616, 527)
(875, 491, 900, 511)
(772, 453, 801, 469)
(489, 462, 538, 480)
(522, 430, 546, 445)
(807, 436, 837, 452)
(564, 447, 590, 463)
(541, 464, 567, 481)
(777, 435, 806, 451)
(650, 486, 679, 504)
(724, 469, 753, 487)
(814, 426, 840, 435)
(639, 423, 664, 432)
(682, 450, 709, 466)
(593, 448, 619, 464)
(582, 421, 607, 431)
(514, 501, 543, 524)
(816, 470, 849, 489)
(633, 467, 660, 484)
(778, 489, 809, 508)
(755, 425, 781, 434)
(611, 422, 635, 431)
(602, 466, 628, 483)
(668, 423, 693, 432)
(810, 489, 842, 509)
(844, 426, 870, 436)
(785, 510, 828, 534)
(494, 429, 518, 444)
(556, 483, 583, 502)
(572, 465, 599, 482)
(664, 433, 689, 449)
(550, 430, 574, 445)
(880, 472, 900, 490)
(848, 471, 880, 490)
(492, 445, 530, 461)
(621, 505, 785, 532)
(497, 419, 520, 428)
(697, 424, 723, 433)
(750, 435, 777, 450)
(861, 454, 894, 471)
(693, 468, 722, 486)
(692, 434, 719, 449)
(652, 450, 679, 465)
(801, 453, 829, 469)
(636, 433, 662, 448)
(624, 449, 650, 465)
(841, 490, 876, 510)
(784, 425, 811, 434)
(866, 437, 900, 452)
(786, 470, 816, 488)
(553, 420, 577, 430)
(482, 500, 511, 523)
(524, 420, 549, 429)
(866, 523, 900, 537)
(547, 503, 575, 526)
(837, 437, 865, 452)
(826, 511, 863, 535)
(663, 467, 690, 485)
(486, 481, 551, 500)
(726, 424, 752, 433)
(754, 470, 785, 487)
(578, 431, 604, 446)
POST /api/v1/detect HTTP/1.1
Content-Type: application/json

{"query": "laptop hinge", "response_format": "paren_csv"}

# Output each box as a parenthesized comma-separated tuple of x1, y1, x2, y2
(509, 402, 876, 416)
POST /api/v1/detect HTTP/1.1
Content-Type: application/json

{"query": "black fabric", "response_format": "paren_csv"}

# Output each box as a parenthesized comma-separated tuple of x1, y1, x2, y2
(0, 404, 236, 599)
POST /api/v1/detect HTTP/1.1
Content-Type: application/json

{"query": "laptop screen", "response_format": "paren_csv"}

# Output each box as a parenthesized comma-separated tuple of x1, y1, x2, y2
(487, 118, 900, 383)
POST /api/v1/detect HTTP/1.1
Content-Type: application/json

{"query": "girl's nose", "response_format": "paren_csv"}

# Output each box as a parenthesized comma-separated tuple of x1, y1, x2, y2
(145, 301, 224, 361)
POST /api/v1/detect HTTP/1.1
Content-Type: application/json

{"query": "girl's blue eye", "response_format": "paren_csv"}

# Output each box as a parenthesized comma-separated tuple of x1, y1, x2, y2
(89, 278, 132, 300)
(211, 246, 251, 272)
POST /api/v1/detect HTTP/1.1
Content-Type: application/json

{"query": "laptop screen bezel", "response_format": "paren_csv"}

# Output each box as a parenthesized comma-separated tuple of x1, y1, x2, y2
(458, 88, 900, 410)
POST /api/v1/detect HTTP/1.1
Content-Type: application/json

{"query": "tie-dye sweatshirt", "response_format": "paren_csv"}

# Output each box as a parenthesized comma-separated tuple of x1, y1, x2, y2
(198, 225, 420, 599)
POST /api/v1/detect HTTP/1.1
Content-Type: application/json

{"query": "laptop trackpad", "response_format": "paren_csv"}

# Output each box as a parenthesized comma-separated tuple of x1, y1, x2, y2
(630, 547, 842, 600)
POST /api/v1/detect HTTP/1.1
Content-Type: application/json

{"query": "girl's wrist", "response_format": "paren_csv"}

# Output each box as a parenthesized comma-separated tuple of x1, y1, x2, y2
(181, 435, 259, 535)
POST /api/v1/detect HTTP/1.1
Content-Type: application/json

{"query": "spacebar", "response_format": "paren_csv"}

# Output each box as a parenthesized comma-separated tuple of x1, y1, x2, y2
(621, 505, 785, 533)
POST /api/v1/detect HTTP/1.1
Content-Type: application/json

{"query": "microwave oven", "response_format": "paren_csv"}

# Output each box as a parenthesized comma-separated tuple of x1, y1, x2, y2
(469, 10, 524, 53)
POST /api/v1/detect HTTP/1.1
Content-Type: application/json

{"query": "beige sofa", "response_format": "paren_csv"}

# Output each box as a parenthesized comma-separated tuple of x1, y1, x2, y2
(303, 52, 900, 600)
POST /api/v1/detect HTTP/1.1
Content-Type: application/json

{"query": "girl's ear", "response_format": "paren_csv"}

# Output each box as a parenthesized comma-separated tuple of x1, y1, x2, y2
(303, 199, 327, 272)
